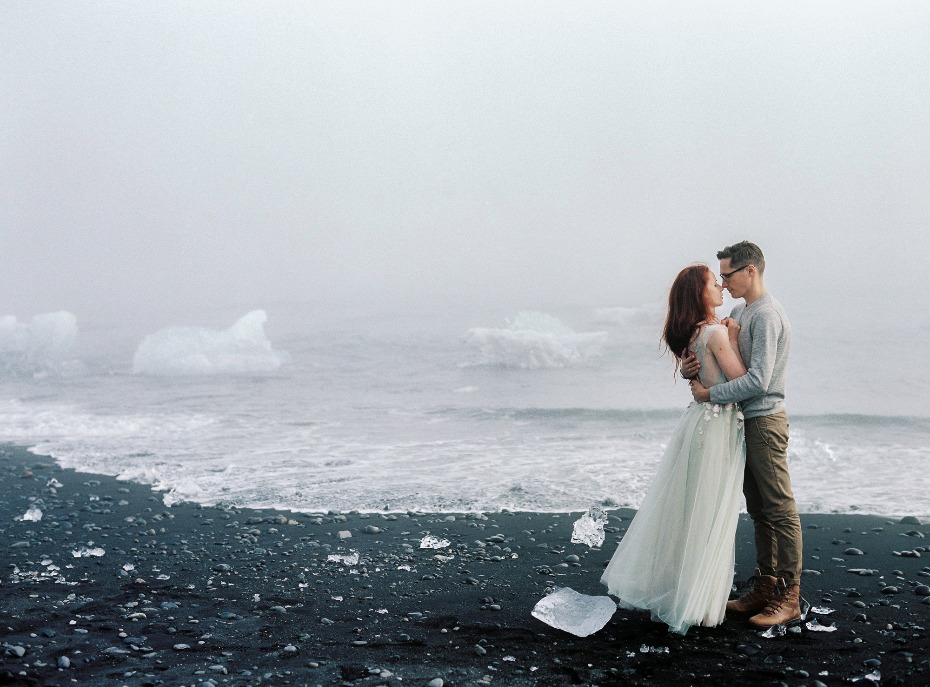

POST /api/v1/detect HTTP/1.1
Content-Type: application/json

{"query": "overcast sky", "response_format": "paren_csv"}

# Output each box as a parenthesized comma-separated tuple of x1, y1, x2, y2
(3, 1, 929, 327)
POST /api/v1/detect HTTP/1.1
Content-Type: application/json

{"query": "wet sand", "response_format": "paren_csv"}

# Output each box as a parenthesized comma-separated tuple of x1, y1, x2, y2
(2, 444, 929, 686)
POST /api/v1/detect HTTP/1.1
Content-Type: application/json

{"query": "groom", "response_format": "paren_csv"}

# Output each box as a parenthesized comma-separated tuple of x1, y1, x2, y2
(683, 240, 802, 628)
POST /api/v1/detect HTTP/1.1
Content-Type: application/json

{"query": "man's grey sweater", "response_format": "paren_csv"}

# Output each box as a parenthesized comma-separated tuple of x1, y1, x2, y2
(708, 293, 790, 419)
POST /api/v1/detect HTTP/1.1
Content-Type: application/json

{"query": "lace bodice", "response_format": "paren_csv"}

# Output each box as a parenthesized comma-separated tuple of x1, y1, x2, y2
(691, 324, 728, 388)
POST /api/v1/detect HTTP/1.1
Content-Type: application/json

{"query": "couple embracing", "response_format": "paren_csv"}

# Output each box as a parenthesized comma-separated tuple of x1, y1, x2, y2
(600, 241, 802, 634)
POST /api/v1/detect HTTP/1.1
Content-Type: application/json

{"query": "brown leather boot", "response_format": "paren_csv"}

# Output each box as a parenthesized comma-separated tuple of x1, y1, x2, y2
(748, 581, 802, 628)
(726, 569, 778, 616)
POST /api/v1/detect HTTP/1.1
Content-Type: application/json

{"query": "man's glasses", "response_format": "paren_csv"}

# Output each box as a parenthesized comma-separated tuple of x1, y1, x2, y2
(721, 265, 749, 282)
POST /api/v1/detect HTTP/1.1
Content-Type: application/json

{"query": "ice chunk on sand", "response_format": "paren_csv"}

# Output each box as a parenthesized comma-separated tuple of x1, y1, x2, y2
(571, 506, 608, 548)
(419, 535, 451, 549)
(71, 547, 105, 557)
(21, 506, 43, 522)
(132, 310, 289, 375)
(327, 551, 360, 565)
(531, 587, 616, 637)
(805, 618, 837, 632)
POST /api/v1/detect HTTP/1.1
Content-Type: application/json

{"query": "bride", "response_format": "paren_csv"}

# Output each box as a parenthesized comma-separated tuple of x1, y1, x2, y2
(601, 264, 748, 634)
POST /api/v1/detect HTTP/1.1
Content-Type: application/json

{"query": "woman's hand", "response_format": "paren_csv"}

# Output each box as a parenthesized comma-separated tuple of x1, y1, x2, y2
(680, 351, 701, 379)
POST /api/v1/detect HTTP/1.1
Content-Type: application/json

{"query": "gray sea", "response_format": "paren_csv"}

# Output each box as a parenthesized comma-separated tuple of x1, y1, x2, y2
(1, 300, 927, 518)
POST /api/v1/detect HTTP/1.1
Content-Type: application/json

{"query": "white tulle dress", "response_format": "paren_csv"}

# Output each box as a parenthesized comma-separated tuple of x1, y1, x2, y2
(600, 324, 745, 634)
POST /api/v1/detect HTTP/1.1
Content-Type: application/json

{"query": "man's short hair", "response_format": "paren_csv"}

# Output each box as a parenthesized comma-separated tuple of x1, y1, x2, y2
(717, 241, 765, 274)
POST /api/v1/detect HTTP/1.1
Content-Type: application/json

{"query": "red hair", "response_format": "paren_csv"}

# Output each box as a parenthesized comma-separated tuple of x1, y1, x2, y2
(662, 264, 712, 371)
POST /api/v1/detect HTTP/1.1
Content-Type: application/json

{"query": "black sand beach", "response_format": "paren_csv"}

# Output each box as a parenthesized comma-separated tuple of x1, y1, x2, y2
(2, 444, 929, 687)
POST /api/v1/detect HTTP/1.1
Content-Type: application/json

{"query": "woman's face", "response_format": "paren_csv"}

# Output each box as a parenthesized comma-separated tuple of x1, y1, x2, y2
(703, 270, 724, 312)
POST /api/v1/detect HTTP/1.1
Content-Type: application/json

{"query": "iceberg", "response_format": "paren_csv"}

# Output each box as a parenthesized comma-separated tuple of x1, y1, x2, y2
(531, 587, 616, 637)
(0, 311, 78, 376)
(132, 310, 289, 375)
(465, 312, 607, 369)
(571, 506, 608, 548)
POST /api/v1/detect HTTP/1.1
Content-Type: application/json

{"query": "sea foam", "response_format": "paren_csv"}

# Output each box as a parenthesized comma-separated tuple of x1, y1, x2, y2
(465, 311, 607, 368)
(132, 310, 289, 375)
(0, 311, 79, 377)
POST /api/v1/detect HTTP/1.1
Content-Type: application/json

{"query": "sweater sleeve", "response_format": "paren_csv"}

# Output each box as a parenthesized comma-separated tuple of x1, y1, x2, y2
(708, 307, 782, 405)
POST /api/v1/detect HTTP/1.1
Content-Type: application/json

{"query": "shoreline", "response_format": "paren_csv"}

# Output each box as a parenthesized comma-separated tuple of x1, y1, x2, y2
(2, 444, 929, 686)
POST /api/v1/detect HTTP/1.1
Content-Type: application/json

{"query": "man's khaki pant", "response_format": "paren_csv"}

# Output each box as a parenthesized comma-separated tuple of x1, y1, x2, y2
(743, 411, 802, 583)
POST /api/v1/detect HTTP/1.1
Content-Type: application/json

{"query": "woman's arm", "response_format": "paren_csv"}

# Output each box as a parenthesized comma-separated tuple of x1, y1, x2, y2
(707, 326, 746, 381)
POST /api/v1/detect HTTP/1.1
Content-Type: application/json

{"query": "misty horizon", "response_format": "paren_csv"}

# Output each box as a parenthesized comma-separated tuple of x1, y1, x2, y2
(3, 2, 929, 331)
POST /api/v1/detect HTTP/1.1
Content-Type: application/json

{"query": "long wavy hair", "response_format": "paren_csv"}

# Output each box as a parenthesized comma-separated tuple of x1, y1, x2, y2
(662, 264, 713, 374)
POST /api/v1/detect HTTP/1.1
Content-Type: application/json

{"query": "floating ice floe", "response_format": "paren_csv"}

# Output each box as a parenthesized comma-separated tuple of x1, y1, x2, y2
(571, 506, 608, 548)
(20, 506, 43, 522)
(132, 310, 289, 375)
(326, 551, 359, 566)
(71, 547, 105, 558)
(0, 311, 80, 377)
(531, 587, 616, 637)
(419, 535, 451, 549)
(465, 311, 607, 369)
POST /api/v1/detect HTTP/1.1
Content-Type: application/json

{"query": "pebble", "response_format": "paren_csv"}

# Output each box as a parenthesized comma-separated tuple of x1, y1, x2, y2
(212, 563, 232, 572)
(881, 586, 900, 594)
(428, 679, 444, 687)
(57, 656, 71, 669)
(474, 644, 487, 656)
(173, 644, 191, 650)
(362, 525, 381, 534)
(915, 585, 930, 596)
(899, 516, 922, 525)
(844, 548, 865, 556)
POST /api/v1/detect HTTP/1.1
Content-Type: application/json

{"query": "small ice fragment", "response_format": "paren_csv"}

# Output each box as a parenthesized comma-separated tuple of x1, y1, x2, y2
(639, 644, 670, 654)
(805, 618, 837, 632)
(71, 547, 105, 558)
(799, 596, 812, 620)
(434, 554, 455, 562)
(503, 656, 516, 662)
(531, 587, 616, 637)
(852, 670, 881, 683)
(47, 478, 64, 488)
(376, 609, 389, 614)
(420, 535, 451, 549)
(571, 506, 608, 548)
(397, 564, 412, 571)
(810, 606, 835, 615)
(326, 551, 359, 565)
(123, 564, 135, 571)
(760, 624, 786, 639)
(22, 506, 44, 522)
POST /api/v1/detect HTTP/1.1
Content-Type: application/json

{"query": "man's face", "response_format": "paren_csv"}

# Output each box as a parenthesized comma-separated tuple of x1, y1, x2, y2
(719, 258, 750, 299)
